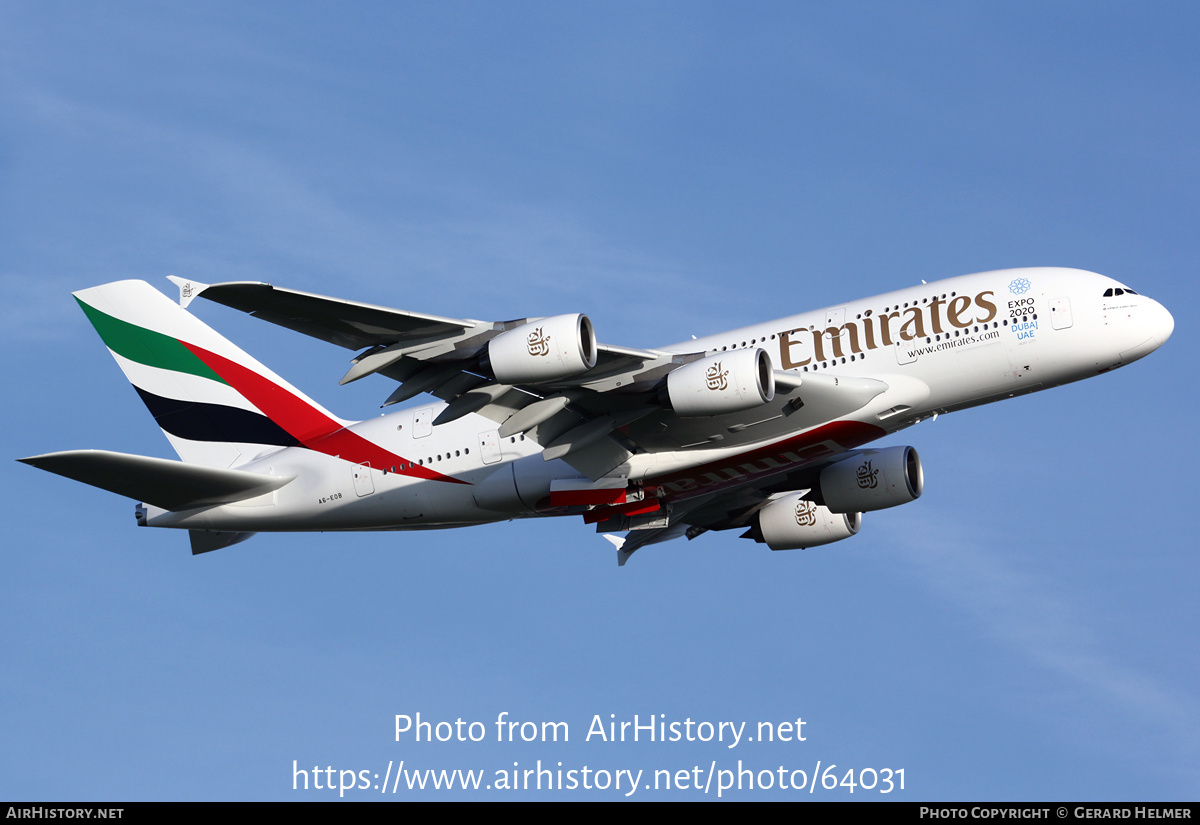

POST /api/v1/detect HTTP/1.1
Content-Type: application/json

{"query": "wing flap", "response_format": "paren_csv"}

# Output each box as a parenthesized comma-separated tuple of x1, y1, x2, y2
(19, 450, 294, 511)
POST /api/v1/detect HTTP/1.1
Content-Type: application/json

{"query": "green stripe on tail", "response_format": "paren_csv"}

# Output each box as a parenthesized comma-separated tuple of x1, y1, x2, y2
(75, 297, 228, 384)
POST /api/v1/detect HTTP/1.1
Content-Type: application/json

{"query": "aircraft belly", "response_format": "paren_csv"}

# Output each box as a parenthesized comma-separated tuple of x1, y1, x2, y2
(628, 371, 931, 500)
(647, 419, 886, 500)
(147, 477, 490, 531)
(908, 340, 1016, 411)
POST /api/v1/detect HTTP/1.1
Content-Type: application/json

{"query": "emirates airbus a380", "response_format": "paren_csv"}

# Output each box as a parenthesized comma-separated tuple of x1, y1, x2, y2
(20, 267, 1172, 564)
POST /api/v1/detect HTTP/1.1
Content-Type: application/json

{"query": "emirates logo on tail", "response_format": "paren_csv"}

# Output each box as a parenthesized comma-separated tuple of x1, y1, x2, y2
(527, 327, 550, 357)
(706, 362, 729, 391)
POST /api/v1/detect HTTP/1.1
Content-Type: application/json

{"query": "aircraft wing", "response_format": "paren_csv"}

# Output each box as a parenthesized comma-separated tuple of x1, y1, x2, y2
(599, 467, 830, 565)
(170, 276, 663, 372)
(168, 277, 482, 350)
(171, 278, 887, 480)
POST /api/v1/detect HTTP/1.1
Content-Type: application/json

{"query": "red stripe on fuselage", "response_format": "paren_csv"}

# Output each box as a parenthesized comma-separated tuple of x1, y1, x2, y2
(182, 343, 468, 484)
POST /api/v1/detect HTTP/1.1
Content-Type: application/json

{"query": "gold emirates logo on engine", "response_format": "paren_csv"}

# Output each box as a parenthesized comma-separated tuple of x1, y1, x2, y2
(706, 362, 729, 391)
(526, 327, 550, 357)
(794, 499, 817, 526)
(777, 290, 998, 368)
(856, 460, 879, 489)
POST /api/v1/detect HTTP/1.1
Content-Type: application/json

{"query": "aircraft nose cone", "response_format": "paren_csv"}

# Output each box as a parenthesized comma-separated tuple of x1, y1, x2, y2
(1148, 297, 1174, 344)
(1118, 296, 1173, 363)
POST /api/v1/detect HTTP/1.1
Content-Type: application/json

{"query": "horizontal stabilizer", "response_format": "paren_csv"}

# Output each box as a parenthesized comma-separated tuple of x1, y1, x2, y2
(18, 450, 294, 511)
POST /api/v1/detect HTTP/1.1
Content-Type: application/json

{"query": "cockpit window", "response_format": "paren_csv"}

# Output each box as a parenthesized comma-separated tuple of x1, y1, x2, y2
(1104, 286, 1139, 298)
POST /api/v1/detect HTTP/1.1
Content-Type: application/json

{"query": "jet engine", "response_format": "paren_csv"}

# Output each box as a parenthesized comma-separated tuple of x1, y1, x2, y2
(751, 493, 861, 550)
(666, 348, 775, 417)
(819, 446, 923, 513)
(487, 314, 597, 384)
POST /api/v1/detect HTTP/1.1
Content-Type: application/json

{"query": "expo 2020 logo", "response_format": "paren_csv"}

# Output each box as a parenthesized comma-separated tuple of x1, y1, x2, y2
(1009, 278, 1031, 295)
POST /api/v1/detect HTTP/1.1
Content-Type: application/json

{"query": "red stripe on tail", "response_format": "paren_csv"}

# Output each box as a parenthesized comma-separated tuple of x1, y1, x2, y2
(183, 342, 468, 484)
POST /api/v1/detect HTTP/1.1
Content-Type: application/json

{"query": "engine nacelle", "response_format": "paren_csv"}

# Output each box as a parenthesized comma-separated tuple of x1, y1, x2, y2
(819, 446, 923, 513)
(488, 314, 597, 384)
(756, 493, 861, 550)
(666, 348, 775, 417)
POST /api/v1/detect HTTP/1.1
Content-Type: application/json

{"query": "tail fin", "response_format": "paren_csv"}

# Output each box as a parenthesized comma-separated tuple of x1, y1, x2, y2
(75, 280, 350, 468)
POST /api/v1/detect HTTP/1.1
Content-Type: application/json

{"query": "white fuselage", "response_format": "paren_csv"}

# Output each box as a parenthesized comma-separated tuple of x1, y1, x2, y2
(142, 267, 1173, 533)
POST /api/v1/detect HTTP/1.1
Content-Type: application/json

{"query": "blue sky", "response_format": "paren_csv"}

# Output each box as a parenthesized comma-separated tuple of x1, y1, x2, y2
(2, 2, 1197, 800)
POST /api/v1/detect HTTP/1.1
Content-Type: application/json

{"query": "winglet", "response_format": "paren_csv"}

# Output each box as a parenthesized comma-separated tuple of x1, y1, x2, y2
(190, 530, 256, 555)
(165, 276, 209, 309)
(604, 533, 635, 566)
